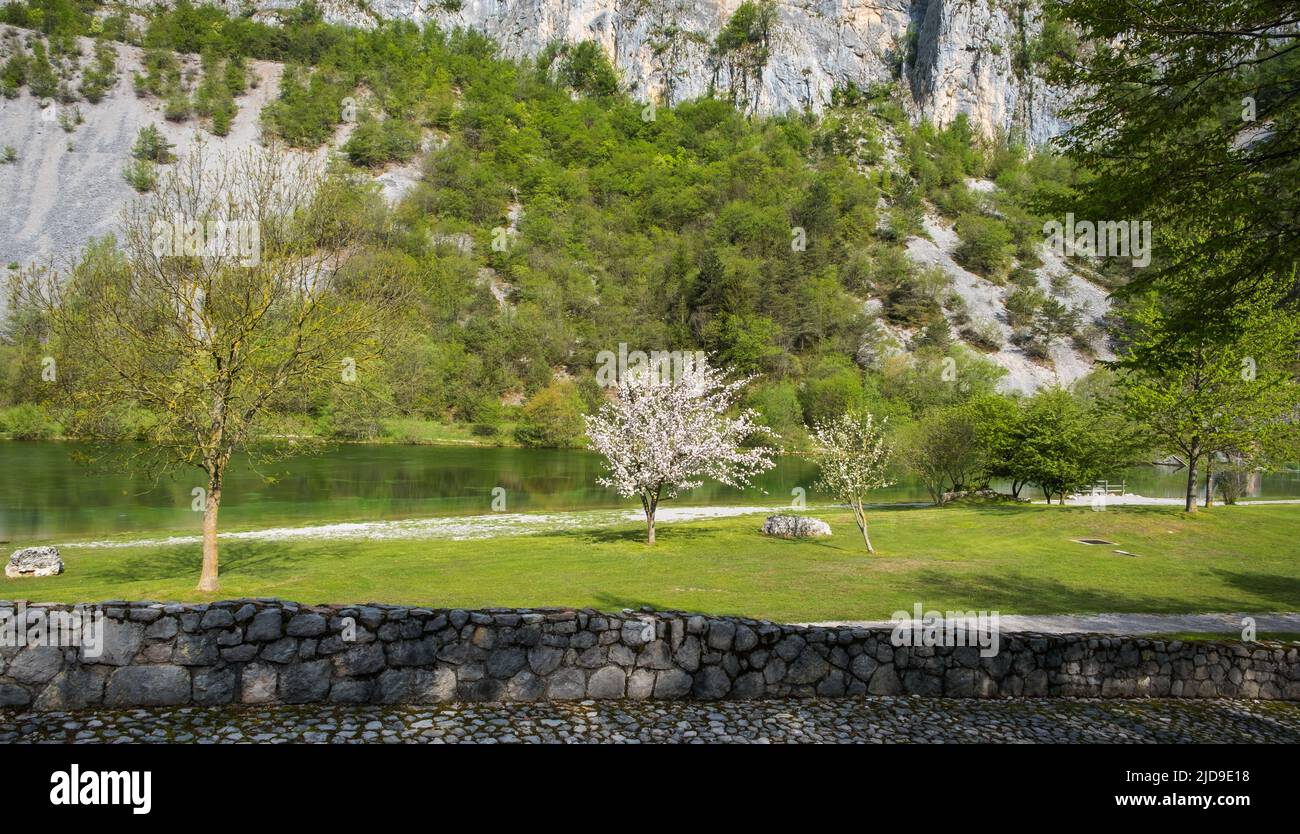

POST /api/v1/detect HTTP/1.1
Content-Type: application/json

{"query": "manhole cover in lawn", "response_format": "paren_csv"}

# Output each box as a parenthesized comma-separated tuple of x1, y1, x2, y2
(1072, 538, 1116, 545)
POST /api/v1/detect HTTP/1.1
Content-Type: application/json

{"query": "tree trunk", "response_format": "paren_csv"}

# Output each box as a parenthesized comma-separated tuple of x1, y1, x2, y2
(853, 500, 874, 554)
(641, 489, 660, 545)
(1184, 452, 1199, 513)
(196, 468, 222, 592)
(1204, 459, 1214, 508)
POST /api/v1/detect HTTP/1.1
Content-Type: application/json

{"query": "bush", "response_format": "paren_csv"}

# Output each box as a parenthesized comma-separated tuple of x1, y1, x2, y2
(78, 39, 116, 102)
(0, 403, 57, 439)
(163, 87, 191, 121)
(56, 104, 82, 132)
(555, 40, 619, 97)
(325, 390, 387, 440)
(261, 65, 344, 148)
(210, 98, 234, 135)
(953, 213, 1014, 279)
(932, 183, 980, 218)
(960, 320, 1003, 352)
(743, 380, 805, 447)
(27, 41, 57, 99)
(132, 124, 173, 162)
(135, 48, 178, 98)
(513, 380, 586, 448)
(342, 114, 421, 167)
(1005, 285, 1045, 328)
(1010, 327, 1051, 361)
(883, 280, 945, 331)
(1, 50, 29, 98)
(799, 357, 866, 427)
(122, 158, 157, 192)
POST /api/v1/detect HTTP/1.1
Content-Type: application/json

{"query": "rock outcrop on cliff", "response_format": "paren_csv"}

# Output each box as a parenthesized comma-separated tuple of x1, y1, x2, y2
(273, 0, 1066, 144)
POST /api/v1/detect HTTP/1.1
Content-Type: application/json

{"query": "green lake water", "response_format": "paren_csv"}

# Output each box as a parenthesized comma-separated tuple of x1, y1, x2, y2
(1, 441, 1296, 543)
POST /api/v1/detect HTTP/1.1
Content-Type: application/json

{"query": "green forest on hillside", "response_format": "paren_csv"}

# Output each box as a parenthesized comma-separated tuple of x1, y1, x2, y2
(0, 0, 1106, 448)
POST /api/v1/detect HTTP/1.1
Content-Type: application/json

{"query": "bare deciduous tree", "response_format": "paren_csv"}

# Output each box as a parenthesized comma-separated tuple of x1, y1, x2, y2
(17, 145, 408, 591)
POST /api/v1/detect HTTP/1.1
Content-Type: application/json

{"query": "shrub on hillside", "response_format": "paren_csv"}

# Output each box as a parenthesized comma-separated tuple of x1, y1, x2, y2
(960, 320, 1003, 352)
(342, 114, 422, 168)
(1005, 284, 1046, 328)
(953, 212, 1014, 279)
(798, 356, 866, 427)
(122, 158, 157, 192)
(513, 380, 586, 448)
(131, 124, 174, 163)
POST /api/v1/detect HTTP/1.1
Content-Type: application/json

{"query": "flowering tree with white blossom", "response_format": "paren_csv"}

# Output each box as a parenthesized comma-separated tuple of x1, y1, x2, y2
(810, 411, 893, 553)
(585, 359, 777, 545)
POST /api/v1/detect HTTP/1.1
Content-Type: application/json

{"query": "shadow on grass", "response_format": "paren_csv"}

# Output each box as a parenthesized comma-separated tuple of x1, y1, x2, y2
(531, 524, 726, 545)
(589, 591, 671, 612)
(86, 541, 319, 585)
(1211, 571, 1300, 609)
(903, 570, 1260, 614)
(937, 502, 1195, 519)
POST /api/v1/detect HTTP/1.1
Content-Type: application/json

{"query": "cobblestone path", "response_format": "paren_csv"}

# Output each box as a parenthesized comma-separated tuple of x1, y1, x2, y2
(4, 697, 1299, 743)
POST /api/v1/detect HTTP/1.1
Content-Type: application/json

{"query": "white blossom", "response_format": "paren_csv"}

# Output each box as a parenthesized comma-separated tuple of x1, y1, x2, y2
(585, 358, 777, 544)
(809, 411, 893, 553)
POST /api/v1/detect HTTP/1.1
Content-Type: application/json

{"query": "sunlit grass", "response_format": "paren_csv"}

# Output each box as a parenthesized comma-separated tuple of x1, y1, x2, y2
(6, 504, 1299, 623)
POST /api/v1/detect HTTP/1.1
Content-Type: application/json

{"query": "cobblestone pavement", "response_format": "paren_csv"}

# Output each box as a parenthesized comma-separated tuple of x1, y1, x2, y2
(3, 697, 1299, 743)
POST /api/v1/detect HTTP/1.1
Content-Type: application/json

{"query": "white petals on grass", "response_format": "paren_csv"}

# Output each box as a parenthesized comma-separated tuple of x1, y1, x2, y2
(61, 505, 796, 549)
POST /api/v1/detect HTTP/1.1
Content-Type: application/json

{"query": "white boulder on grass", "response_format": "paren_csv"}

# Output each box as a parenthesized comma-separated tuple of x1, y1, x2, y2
(761, 515, 832, 539)
(6, 546, 64, 578)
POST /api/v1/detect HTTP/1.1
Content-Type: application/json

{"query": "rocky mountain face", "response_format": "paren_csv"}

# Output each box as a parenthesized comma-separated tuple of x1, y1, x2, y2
(274, 0, 1066, 144)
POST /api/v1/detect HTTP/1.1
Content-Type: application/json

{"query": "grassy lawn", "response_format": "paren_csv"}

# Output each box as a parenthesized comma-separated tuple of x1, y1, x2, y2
(5, 504, 1299, 622)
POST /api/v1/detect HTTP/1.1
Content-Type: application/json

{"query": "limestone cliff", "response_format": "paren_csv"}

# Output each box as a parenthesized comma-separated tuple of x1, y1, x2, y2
(233, 0, 1066, 143)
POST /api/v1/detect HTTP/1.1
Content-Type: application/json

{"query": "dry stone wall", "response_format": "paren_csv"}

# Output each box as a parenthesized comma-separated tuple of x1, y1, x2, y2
(1, 600, 1297, 710)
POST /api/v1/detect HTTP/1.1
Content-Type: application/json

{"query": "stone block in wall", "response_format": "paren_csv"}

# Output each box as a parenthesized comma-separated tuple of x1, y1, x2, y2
(8, 646, 63, 685)
(173, 633, 219, 666)
(414, 667, 458, 703)
(85, 619, 143, 666)
(506, 670, 543, 701)
(692, 666, 730, 699)
(104, 666, 190, 707)
(388, 637, 439, 667)
(528, 646, 563, 675)
(329, 678, 373, 703)
(200, 609, 235, 630)
(32, 667, 108, 710)
(144, 617, 178, 640)
(245, 609, 283, 642)
(193, 667, 237, 706)
(287, 612, 327, 637)
(260, 637, 299, 664)
(486, 647, 527, 679)
(0, 682, 32, 707)
(279, 660, 331, 703)
(587, 666, 625, 699)
(241, 662, 277, 704)
(545, 667, 585, 699)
